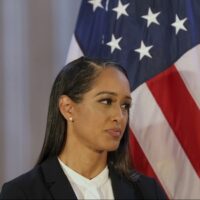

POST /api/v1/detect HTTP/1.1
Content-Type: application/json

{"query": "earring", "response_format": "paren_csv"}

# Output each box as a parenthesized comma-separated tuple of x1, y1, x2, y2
(69, 117, 73, 122)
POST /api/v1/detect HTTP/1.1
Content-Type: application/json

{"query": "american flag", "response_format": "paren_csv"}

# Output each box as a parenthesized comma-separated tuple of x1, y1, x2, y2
(67, 0, 200, 198)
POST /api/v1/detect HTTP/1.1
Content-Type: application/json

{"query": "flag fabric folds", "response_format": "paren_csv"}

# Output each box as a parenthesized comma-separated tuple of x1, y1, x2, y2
(67, 0, 200, 198)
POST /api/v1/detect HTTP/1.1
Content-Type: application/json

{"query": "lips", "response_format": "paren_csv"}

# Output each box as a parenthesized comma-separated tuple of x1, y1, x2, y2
(105, 128, 122, 137)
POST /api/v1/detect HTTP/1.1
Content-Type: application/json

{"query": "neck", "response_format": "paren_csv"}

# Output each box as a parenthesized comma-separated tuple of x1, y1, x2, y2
(59, 139, 107, 179)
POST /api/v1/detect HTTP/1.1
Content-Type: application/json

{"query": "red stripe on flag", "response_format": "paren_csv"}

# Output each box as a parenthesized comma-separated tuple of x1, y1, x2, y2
(129, 129, 156, 178)
(129, 130, 169, 199)
(147, 65, 200, 177)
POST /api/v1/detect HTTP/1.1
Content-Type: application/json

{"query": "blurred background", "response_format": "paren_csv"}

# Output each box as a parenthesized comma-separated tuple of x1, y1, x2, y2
(0, 0, 81, 188)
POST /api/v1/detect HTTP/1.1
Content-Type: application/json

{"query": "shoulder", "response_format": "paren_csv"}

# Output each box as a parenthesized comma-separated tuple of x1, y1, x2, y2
(0, 165, 49, 199)
(109, 166, 167, 199)
(131, 173, 167, 199)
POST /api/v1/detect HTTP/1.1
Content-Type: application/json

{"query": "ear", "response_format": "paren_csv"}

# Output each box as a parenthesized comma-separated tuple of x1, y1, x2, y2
(59, 95, 74, 121)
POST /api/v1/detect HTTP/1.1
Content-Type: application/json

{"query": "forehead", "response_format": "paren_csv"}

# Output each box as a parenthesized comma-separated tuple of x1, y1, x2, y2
(90, 67, 131, 94)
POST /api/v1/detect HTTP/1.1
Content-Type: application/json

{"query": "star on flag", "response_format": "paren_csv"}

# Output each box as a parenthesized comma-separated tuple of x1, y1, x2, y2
(142, 8, 161, 27)
(106, 34, 122, 53)
(171, 14, 187, 34)
(135, 41, 153, 60)
(88, 0, 103, 12)
(112, 0, 129, 19)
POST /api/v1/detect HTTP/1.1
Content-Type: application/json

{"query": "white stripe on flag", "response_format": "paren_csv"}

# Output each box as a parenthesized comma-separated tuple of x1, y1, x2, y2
(129, 83, 200, 199)
(175, 44, 200, 109)
(66, 34, 83, 64)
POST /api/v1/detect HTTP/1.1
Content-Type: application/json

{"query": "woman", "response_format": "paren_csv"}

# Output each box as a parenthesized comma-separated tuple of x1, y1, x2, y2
(0, 57, 167, 199)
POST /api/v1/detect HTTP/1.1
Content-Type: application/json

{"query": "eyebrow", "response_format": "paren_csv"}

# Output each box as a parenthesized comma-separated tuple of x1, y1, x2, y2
(95, 91, 132, 100)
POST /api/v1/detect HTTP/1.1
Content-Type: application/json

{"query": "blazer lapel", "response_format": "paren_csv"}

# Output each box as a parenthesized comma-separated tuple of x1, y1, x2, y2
(40, 157, 77, 200)
(109, 166, 138, 199)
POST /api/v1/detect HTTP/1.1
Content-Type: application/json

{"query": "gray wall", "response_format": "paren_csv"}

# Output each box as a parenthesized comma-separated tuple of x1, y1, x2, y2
(0, 0, 81, 188)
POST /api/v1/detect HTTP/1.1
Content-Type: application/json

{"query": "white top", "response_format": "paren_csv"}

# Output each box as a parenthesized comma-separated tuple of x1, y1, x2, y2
(58, 158, 114, 200)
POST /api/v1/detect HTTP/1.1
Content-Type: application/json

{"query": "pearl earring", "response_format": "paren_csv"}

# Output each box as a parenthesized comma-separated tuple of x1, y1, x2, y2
(69, 117, 73, 122)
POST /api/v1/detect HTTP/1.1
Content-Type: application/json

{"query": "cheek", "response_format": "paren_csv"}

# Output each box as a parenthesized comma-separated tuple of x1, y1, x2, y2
(73, 106, 128, 151)
(74, 106, 107, 129)
(74, 104, 128, 134)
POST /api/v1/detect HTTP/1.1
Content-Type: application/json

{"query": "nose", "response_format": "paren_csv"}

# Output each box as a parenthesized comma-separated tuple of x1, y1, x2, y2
(112, 105, 125, 124)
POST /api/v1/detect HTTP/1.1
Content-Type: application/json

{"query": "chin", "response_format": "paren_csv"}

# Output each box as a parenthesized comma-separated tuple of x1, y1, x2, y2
(95, 138, 121, 152)
(103, 142, 120, 152)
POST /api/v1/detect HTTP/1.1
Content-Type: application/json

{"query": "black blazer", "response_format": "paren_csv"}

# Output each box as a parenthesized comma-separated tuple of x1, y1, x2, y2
(0, 157, 167, 199)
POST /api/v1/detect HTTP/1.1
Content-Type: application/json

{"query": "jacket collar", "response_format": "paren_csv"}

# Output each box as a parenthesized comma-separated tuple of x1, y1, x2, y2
(40, 156, 77, 199)
(40, 157, 138, 199)
(108, 165, 138, 199)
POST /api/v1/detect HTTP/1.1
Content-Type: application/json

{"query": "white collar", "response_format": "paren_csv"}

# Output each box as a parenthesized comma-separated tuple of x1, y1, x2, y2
(58, 158, 109, 189)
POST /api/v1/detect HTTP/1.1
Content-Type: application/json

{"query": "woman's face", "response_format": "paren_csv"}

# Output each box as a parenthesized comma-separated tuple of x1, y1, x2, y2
(69, 67, 131, 152)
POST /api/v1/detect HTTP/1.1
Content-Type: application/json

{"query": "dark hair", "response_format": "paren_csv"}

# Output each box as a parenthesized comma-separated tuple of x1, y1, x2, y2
(37, 56, 133, 178)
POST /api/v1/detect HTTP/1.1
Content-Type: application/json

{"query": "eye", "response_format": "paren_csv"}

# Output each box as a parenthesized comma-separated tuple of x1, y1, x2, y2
(99, 98, 113, 105)
(121, 103, 131, 111)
